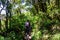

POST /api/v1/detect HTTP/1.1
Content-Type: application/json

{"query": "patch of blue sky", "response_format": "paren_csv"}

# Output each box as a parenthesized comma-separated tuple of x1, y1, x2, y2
(0, 2, 6, 15)
(21, 2, 26, 5)
(21, 0, 25, 3)
(1, 10, 6, 15)
(0, 2, 3, 9)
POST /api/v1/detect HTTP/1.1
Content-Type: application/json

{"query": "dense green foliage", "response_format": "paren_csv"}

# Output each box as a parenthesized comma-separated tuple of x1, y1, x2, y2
(0, 0, 60, 40)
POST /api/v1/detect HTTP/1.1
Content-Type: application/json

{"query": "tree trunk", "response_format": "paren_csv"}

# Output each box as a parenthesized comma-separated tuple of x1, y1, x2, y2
(5, 10, 8, 30)
(9, 10, 12, 28)
(0, 14, 1, 30)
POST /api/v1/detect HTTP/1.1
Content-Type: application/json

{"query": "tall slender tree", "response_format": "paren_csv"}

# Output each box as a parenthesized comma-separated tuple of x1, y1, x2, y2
(0, 7, 1, 30)
(0, 1, 5, 30)
(5, 0, 9, 30)
(0, 2, 1, 30)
